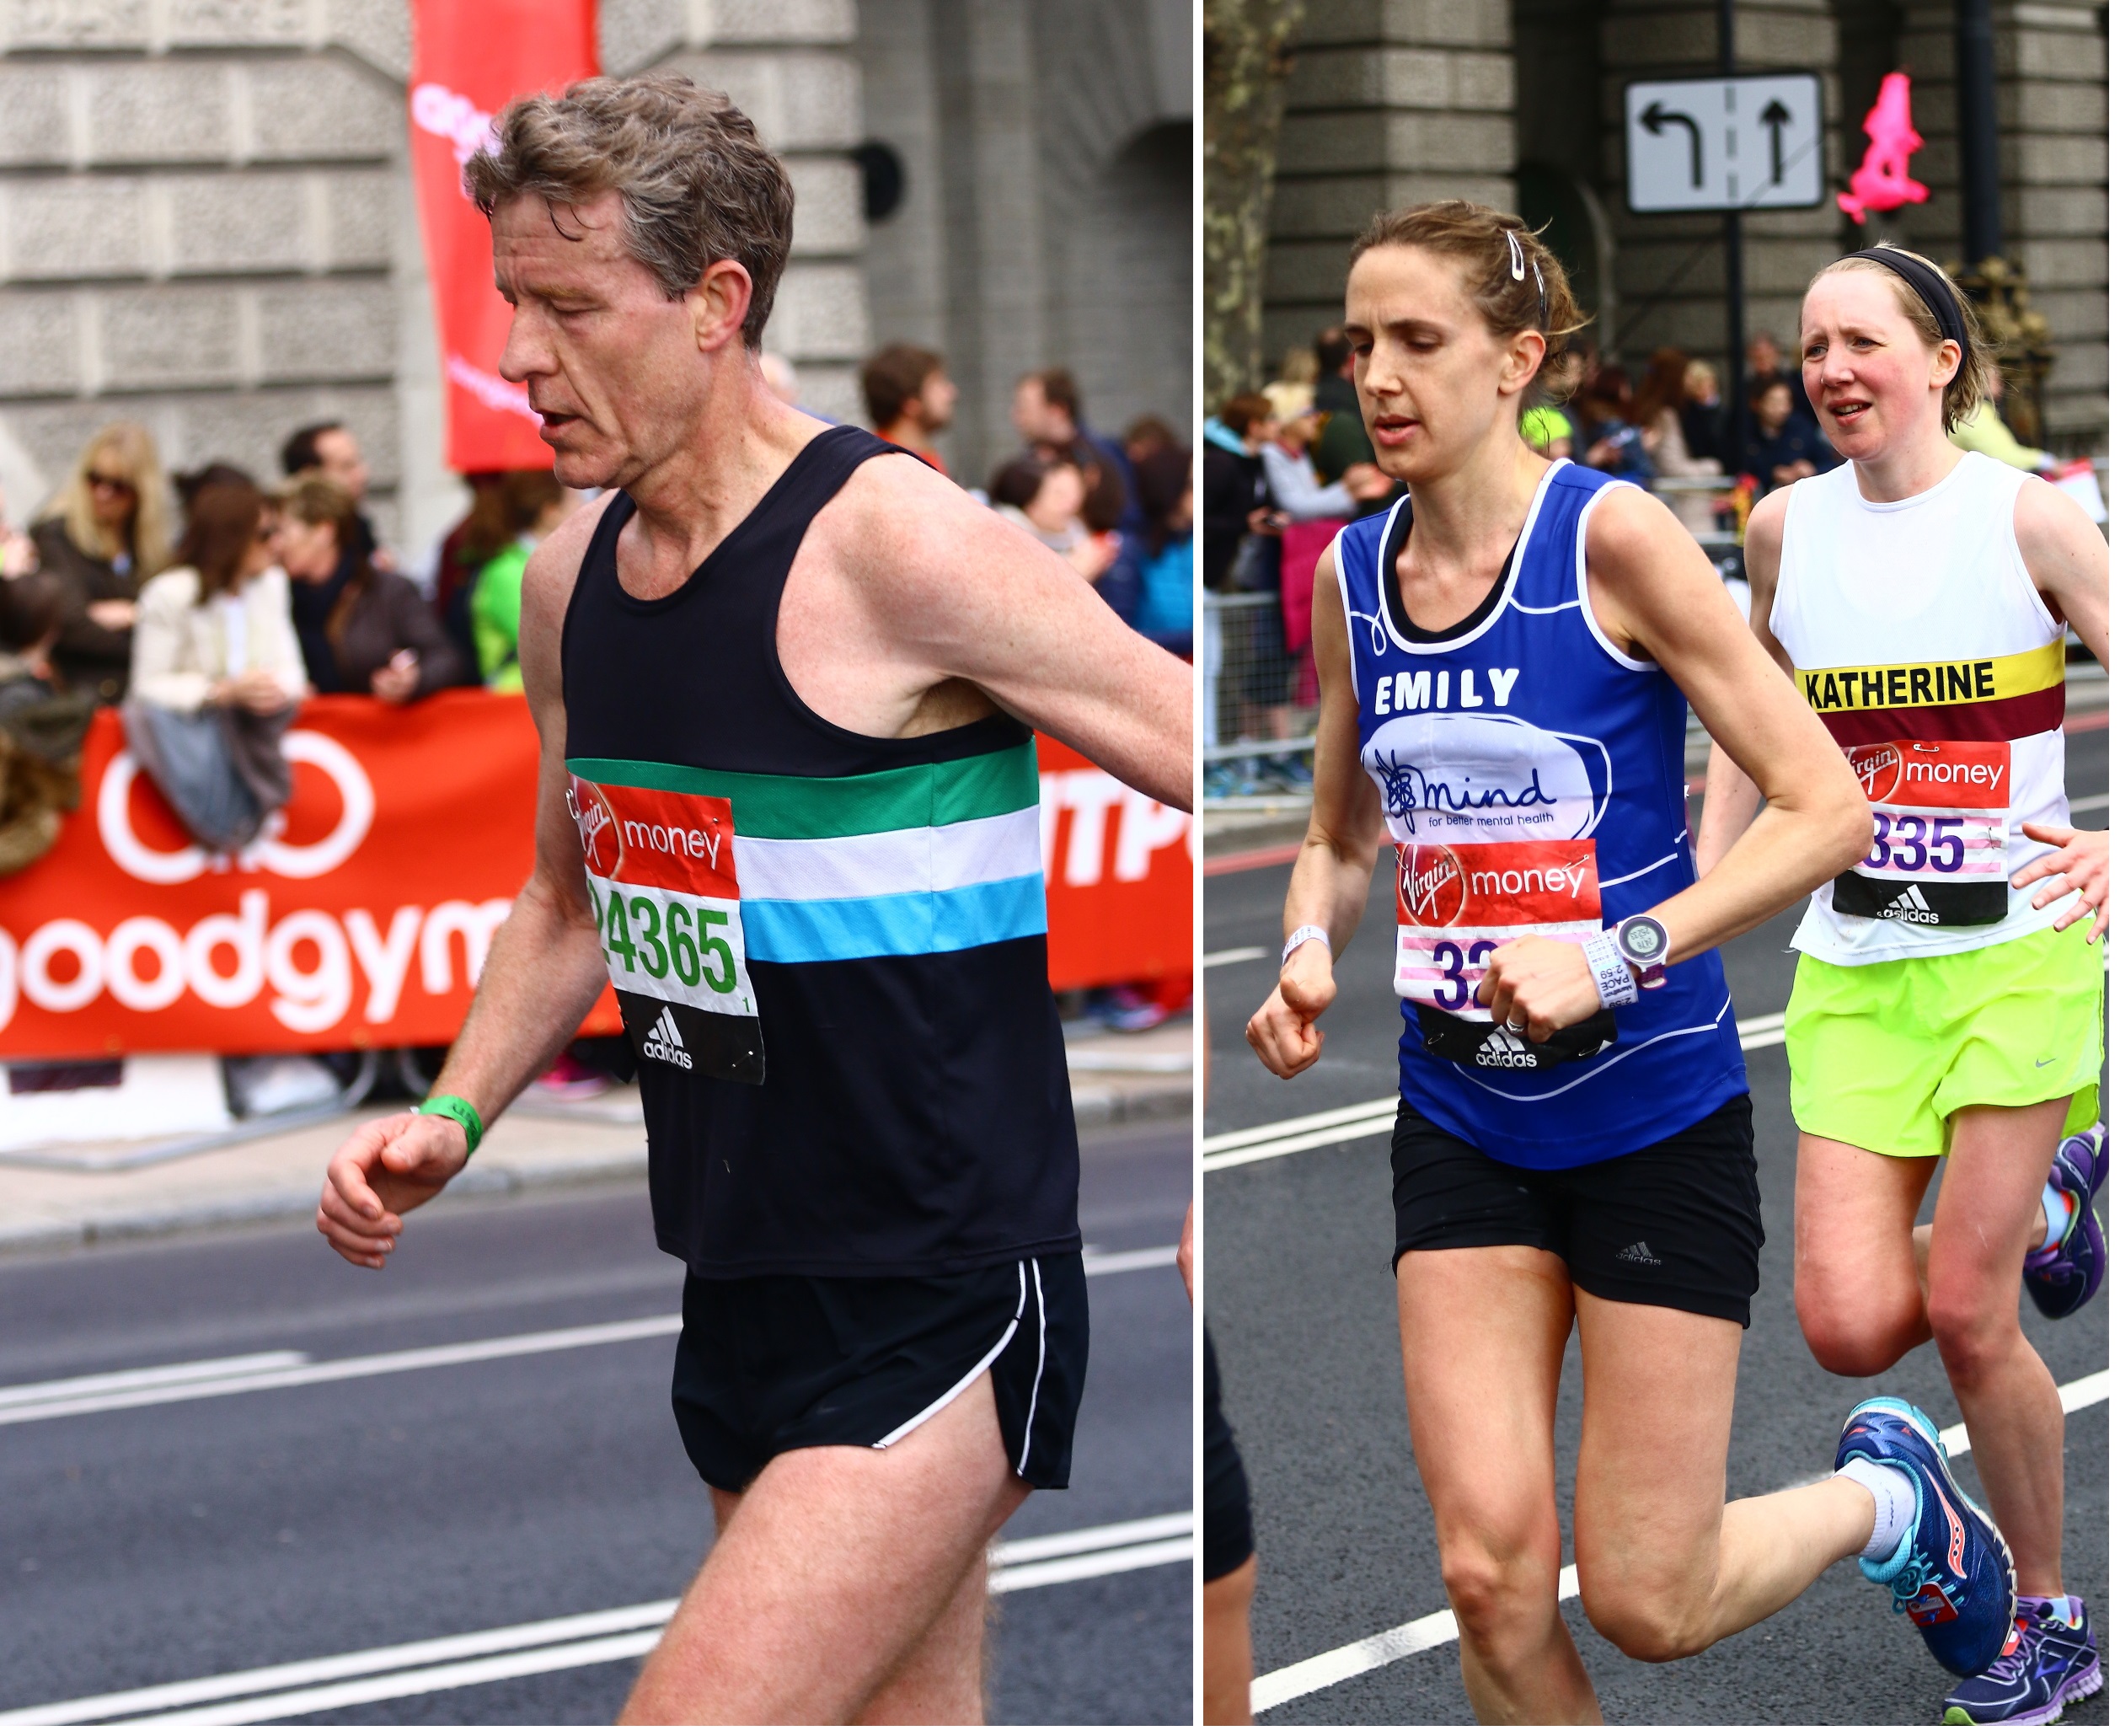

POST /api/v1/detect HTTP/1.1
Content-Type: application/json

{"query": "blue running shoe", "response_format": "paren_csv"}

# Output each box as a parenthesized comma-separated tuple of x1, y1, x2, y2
(1943, 1596, 2103, 1725)
(1837, 1397, 2016, 1679)
(2025, 1123, 2106, 1321)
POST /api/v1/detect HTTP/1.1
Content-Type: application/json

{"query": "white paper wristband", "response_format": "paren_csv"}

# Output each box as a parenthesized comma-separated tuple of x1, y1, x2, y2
(1281, 925, 1331, 967)
(1581, 930, 1639, 1009)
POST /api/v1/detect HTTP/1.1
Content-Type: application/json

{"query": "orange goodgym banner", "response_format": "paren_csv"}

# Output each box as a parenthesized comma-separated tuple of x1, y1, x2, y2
(408, 0, 598, 473)
(0, 698, 1193, 1058)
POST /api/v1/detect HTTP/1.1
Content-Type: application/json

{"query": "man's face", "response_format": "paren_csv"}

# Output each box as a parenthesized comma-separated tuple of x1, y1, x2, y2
(493, 190, 720, 490)
(314, 429, 368, 502)
(1748, 335, 1782, 378)
(1011, 379, 1073, 447)
(915, 369, 957, 434)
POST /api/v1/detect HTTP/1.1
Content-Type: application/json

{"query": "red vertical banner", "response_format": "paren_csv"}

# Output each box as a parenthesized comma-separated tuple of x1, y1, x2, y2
(407, 0, 600, 474)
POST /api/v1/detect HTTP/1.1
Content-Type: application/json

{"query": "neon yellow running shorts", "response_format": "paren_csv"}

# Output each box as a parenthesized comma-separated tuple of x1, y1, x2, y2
(1785, 922, 2103, 1159)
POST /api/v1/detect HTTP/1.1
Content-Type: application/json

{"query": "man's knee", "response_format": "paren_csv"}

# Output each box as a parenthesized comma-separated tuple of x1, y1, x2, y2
(1795, 1263, 1924, 1377)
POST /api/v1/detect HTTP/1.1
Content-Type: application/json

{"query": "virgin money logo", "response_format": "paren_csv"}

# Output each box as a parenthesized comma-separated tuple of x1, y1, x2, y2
(566, 778, 622, 878)
(1401, 844, 1466, 924)
(1850, 742, 1902, 801)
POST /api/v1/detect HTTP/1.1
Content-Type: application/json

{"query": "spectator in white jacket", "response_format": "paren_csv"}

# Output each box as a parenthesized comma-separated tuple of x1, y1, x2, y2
(1636, 347, 1727, 540)
(1259, 383, 1395, 522)
(130, 480, 307, 715)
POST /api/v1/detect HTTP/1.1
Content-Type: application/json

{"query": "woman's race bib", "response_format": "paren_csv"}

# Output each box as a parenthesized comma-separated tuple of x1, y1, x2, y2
(1395, 839, 1614, 1069)
(1834, 741, 2009, 928)
(568, 776, 766, 1083)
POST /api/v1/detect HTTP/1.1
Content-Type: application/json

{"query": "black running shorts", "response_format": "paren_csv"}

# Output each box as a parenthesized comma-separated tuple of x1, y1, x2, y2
(1202, 1328, 1255, 1583)
(1389, 1092, 1763, 1326)
(671, 1255, 1087, 1493)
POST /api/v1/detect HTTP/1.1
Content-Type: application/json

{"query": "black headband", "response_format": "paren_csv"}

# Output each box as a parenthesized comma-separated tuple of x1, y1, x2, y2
(1845, 248, 1968, 383)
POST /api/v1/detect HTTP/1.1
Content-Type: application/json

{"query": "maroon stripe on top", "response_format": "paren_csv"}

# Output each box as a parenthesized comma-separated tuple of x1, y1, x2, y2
(1814, 687, 2064, 748)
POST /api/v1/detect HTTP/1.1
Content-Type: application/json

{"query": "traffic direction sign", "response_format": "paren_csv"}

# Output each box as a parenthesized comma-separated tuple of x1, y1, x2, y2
(1625, 74, 1823, 212)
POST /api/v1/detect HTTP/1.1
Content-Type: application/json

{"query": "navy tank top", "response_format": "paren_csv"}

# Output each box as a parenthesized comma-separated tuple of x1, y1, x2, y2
(1336, 460, 1748, 1168)
(560, 425, 1079, 1276)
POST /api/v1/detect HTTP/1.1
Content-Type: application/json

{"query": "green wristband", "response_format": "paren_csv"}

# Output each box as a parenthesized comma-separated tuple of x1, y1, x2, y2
(416, 1094, 484, 1157)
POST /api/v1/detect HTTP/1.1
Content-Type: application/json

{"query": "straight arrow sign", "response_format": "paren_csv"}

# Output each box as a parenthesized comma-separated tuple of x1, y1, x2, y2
(1760, 98, 1791, 182)
(1625, 74, 1822, 212)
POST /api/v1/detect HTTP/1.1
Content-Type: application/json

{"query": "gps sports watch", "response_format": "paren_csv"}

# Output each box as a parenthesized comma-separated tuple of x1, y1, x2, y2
(1613, 914, 1671, 989)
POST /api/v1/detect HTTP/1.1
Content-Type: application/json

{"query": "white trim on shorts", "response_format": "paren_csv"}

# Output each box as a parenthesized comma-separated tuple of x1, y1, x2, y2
(1016, 1259, 1048, 1476)
(870, 1261, 1027, 1450)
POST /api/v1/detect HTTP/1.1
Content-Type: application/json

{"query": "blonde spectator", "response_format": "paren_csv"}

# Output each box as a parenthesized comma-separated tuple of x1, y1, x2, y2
(31, 422, 175, 703)
(1636, 346, 1726, 538)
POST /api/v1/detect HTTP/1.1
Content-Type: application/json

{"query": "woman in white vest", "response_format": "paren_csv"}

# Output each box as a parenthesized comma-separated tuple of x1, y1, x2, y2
(1700, 245, 2107, 1726)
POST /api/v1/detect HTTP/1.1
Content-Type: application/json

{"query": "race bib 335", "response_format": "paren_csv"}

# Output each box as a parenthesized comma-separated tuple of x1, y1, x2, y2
(1834, 740, 2009, 928)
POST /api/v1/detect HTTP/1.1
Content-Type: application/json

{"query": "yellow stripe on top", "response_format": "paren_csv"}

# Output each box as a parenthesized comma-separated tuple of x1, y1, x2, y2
(1796, 640, 2064, 715)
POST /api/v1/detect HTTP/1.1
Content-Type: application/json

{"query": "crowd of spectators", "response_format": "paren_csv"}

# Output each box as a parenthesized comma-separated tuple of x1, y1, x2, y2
(854, 342, 1191, 1029)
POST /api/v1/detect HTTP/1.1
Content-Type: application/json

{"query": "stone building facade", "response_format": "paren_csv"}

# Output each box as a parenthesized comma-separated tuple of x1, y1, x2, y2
(1263, 0, 2107, 449)
(0, 0, 1191, 561)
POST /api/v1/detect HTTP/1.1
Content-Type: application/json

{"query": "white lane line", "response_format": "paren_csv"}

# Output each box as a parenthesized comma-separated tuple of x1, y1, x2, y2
(0, 1353, 306, 1412)
(1206, 1015, 1789, 1174)
(4, 1514, 1194, 1728)
(2070, 792, 2107, 814)
(1250, 1370, 2110, 1715)
(0, 1317, 684, 1428)
(1204, 946, 1269, 968)
(0, 1251, 1175, 1428)
(1082, 1245, 1178, 1277)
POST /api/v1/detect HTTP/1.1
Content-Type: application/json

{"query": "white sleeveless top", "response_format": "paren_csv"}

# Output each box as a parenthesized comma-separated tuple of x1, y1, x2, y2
(1770, 451, 2069, 964)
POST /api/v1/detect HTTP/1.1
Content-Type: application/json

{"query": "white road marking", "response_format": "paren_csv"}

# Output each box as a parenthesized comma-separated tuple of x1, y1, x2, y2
(1250, 1370, 2110, 1714)
(2, 1514, 1194, 1727)
(0, 1251, 1176, 1428)
(2069, 792, 2107, 814)
(1204, 946, 1269, 968)
(1206, 1014, 1789, 1172)
(1082, 1244, 1179, 1276)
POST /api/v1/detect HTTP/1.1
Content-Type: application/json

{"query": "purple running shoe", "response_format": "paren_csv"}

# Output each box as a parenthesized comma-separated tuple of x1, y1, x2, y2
(1943, 1596, 2103, 1725)
(2024, 1123, 2106, 1321)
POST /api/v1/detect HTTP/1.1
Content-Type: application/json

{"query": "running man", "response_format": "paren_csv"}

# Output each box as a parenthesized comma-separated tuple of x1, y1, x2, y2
(313, 76, 1189, 1724)
(1245, 201, 2020, 1723)
(1700, 244, 2107, 1726)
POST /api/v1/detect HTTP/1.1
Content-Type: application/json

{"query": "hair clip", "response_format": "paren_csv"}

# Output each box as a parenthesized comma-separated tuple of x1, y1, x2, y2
(1532, 256, 1548, 325)
(1506, 229, 1527, 281)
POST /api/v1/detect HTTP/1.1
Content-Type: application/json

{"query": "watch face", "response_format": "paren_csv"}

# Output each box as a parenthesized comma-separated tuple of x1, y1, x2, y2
(1620, 919, 1664, 962)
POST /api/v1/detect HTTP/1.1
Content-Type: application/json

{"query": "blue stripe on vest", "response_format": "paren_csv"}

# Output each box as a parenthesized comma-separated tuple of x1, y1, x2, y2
(743, 872, 1050, 963)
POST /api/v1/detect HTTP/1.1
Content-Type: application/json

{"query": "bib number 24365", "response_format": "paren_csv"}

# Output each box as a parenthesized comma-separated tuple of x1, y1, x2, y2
(568, 776, 766, 1084)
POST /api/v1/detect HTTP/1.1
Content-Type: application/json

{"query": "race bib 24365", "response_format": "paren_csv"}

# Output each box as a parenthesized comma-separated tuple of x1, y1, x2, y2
(568, 776, 765, 1084)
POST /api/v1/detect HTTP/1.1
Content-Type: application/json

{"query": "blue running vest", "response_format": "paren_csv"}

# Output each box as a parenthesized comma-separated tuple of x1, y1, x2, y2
(1336, 461, 1746, 1168)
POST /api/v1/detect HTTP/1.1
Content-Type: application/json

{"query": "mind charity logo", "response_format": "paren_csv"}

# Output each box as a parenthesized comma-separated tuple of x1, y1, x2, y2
(1367, 713, 1609, 843)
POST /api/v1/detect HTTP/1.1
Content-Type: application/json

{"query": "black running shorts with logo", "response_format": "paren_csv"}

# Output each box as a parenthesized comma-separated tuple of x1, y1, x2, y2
(670, 1254, 1087, 1493)
(1389, 1091, 1763, 1326)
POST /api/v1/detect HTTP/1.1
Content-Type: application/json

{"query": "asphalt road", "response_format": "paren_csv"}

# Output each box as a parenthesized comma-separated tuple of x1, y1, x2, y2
(1204, 725, 2109, 1725)
(0, 1117, 1191, 1726)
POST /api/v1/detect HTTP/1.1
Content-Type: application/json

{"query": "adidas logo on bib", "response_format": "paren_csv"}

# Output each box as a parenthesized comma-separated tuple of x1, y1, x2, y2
(640, 1005, 693, 1070)
(1882, 884, 1941, 925)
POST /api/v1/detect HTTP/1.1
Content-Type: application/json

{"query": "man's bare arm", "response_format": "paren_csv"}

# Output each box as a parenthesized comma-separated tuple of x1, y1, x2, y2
(822, 456, 1192, 809)
(316, 501, 616, 1267)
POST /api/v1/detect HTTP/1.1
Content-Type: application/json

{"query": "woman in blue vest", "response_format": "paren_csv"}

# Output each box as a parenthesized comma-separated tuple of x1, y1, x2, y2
(1244, 202, 2019, 1719)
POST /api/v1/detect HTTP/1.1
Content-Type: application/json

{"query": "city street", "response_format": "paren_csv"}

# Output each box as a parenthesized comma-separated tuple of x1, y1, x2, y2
(1204, 721, 2108, 1725)
(0, 1117, 1191, 1727)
